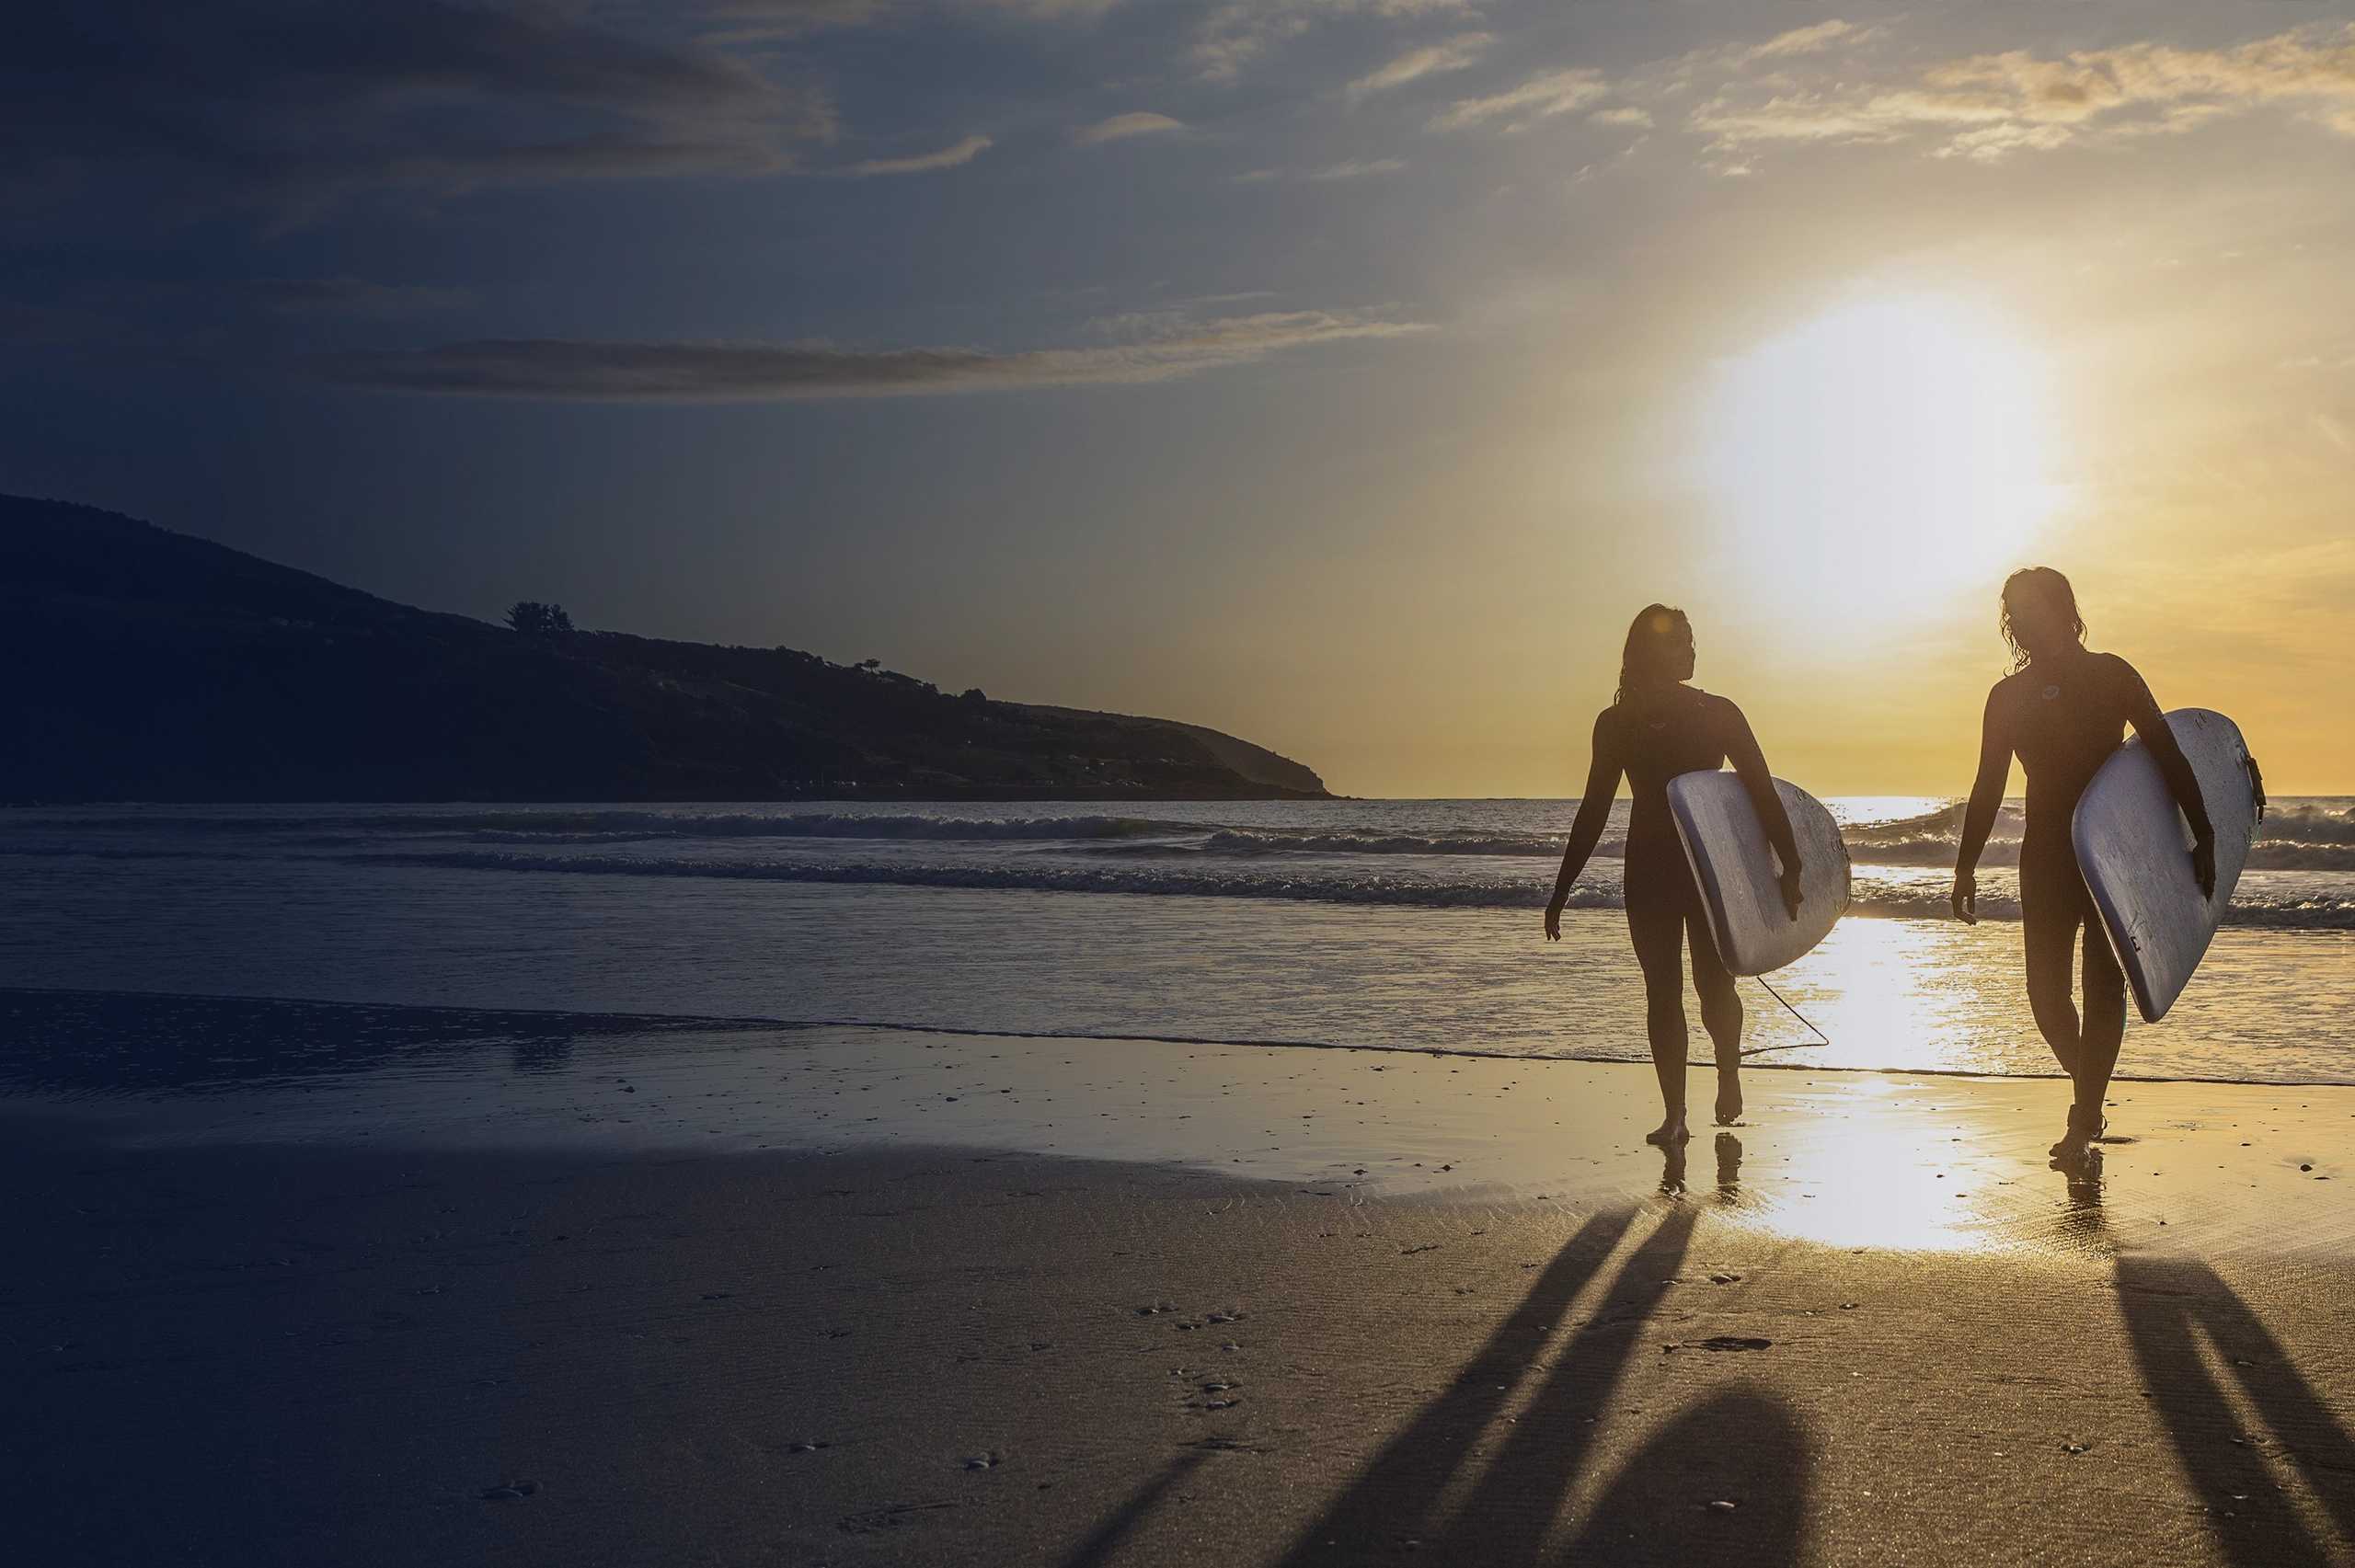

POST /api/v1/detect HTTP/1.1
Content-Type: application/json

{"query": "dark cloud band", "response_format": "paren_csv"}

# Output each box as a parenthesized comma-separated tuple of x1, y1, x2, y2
(288, 313, 1432, 401)
(0, 1, 826, 213)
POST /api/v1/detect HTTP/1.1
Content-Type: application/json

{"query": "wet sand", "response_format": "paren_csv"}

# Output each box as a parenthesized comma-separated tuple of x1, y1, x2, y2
(9, 992, 2355, 1565)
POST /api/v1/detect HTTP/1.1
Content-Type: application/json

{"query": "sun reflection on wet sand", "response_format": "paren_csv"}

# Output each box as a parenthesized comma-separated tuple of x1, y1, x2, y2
(21, 1001, 2355, 1265)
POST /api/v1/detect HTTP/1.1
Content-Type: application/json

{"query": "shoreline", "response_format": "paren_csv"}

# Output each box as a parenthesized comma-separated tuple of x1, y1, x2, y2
(13, 993, 2355, 1562)
(12, 981, 2355, 1090)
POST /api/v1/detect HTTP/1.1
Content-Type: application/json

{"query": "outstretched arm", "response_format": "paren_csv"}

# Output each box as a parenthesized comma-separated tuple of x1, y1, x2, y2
(2117, 658, 2216, 898)
(1722, 703, 1803, 919)
(1953, 692, 2011, 925)
(1545, 711, 1625, 941)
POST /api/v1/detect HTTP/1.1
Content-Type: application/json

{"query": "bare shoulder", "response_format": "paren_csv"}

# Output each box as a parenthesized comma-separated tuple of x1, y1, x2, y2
(2082, 649, 2158, 703)
(2092, 650, 2142, 684)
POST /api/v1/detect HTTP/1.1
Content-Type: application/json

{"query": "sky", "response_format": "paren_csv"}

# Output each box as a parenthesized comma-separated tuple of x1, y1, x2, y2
(6, 1, 2355, 797)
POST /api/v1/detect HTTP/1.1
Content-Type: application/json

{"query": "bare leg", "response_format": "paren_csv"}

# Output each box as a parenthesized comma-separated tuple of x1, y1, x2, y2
(1688, 912, 1745, 1125)
(1627, 893, 1691, 1145)
(2022, 866, 2106, 1160)
(2075, 921, 2128, 1124)
(2022, 903, 2085, 1080)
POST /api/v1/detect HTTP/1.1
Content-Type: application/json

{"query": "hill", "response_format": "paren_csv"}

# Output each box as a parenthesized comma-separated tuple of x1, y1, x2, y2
(0, 495, 1329, 804)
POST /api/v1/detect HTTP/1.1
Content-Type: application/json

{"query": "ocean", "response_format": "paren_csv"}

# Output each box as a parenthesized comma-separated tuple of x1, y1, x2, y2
(4, 797, 2351, 1084)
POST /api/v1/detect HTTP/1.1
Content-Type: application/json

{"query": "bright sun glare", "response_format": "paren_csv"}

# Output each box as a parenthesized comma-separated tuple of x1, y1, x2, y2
(1700, 298, 2058, 629)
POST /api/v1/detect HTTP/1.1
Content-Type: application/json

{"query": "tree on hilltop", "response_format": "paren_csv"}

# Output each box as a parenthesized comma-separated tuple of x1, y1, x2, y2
(507, 601, 573, 635)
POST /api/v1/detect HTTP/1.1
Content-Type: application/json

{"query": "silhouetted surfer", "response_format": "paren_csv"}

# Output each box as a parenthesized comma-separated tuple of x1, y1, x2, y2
(1545, 606, 1802, 1145)
(1952, 568, 2213, 1163)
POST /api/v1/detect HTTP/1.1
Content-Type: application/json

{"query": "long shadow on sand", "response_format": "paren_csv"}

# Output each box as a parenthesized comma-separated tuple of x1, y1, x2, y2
(2119, 1253, 2355, 1565)
(1261, 1201, 1809, 1567)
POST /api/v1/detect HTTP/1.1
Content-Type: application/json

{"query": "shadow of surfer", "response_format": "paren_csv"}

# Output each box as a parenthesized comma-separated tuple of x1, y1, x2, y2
(1264, 1204, 1814, 1568)
(2118, 1254, 2355, 1566)
(1546, 606, 1803, 1147)
(1951, 569, 2215, 1165)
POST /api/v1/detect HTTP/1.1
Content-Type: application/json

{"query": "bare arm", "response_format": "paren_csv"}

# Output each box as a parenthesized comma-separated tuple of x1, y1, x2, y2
(2115, 656, 2216, 898)
(1953, 691, 2011, 925)
(1545, 711, 1625, 940)
(1720, 701, 1803, 918)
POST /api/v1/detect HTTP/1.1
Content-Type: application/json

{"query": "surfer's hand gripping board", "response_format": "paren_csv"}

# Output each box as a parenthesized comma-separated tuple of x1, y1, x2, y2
(2072, 708, 2260, 1023)
(1666, 773, 1853, 977)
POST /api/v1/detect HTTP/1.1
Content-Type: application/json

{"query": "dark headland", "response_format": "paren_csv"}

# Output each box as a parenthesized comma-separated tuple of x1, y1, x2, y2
(0, 494, 1327, 804)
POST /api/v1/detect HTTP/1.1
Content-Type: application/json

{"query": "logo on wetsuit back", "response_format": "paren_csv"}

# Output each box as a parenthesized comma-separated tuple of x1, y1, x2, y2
(2040, 684, 2061, 701)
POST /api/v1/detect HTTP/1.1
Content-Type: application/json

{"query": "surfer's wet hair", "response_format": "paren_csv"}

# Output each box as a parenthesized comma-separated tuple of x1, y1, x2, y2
(2000, 567, 2085, 672)
(1615, 603, 1693, 705)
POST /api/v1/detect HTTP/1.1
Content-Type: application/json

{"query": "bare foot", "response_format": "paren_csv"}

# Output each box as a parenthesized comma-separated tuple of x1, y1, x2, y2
(1645, 1112, 1691, 1147)
(1715, 1074, 1743, 1127)
(2048, 1107, 2106, 1162)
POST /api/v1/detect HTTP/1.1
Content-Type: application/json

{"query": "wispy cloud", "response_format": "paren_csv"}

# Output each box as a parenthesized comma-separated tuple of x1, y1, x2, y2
(1347, 33, 1490, 100)
(1073, 112, 1183, 145)
(1430, 68, 1609, 131)
(286, 311, 1433, 402)
(1422, 19, 2355, 164)
(1195, 0, 1475, 81)
(239, 277, 478, 316)
(1686, 21, 2355, 160)
(0, 1, 831, 220)
(697, 0, 892, 44)
(1311, 158, 1407, 178)
(844, 134, 993, 175)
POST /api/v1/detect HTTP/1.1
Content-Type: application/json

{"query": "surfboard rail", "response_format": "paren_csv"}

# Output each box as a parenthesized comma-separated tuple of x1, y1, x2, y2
(2072, 708, 2258, 1024)
(1665, 773, 1851, 977)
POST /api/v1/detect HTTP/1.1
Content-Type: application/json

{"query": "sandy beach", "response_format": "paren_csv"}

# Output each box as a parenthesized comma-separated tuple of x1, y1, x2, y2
(10, 990, 2355, 1566)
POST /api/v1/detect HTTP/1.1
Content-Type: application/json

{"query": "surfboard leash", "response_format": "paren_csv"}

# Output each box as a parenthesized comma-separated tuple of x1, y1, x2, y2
(1740, 974, 1831, 1056)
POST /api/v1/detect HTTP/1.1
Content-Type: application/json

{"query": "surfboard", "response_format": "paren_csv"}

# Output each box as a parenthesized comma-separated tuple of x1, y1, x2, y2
(2072, 708, 2260, 1024)
(1665, 772, 1852, 977)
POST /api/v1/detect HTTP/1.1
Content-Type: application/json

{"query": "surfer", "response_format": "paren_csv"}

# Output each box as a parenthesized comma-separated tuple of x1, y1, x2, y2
(1545, 605, 1803, 1145)
(1951, 567, 2214, 1163)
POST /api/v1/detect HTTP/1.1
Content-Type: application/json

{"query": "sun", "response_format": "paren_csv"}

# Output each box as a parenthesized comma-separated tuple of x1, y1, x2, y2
(1697, 297, 2059, 632)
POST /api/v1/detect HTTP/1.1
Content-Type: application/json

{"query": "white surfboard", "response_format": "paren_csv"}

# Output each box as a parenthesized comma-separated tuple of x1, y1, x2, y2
(2072, 708, 2260, 1024)
(1666, 773, 1852, 977)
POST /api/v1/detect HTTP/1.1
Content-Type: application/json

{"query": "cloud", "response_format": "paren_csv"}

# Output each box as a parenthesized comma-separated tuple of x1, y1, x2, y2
(1195, 0, 1475, 81)
(239, 276, 477, 316)
(1430, 68, 1610, 130)
(1347, 33, 1490, 99)
(0, 1, 830, 218)
(1311, 159, 1407, 178)
(1740, 19, 1863, 62)
(1691, 22, 2355, 160)
(844, 134, 992, 175)
(286, 311, 1433, 401)
(1073, 112, 1183, 144)
(1419, 19, 2355, 164)
(697, 0, 892, 43)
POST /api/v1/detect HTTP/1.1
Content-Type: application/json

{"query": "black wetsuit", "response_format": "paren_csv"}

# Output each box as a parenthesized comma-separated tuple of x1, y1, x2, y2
(1959, 650, 2211, 1105)
(1552, 687, 1798, 1105)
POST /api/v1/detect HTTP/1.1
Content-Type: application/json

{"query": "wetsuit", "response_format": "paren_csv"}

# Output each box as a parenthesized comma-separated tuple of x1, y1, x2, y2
(1551, 687, 1799, 1105)
(1958, 650, 2211, 1108)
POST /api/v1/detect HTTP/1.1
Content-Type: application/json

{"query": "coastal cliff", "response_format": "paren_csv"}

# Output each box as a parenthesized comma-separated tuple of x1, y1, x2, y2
(0, 495, 1329, 804)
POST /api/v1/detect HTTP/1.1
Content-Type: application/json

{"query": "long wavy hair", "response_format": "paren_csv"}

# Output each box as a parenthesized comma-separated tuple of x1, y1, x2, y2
(1615, 603, 1693, 705)
(2000, 567, 2085, 673)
